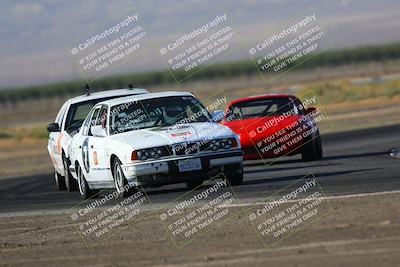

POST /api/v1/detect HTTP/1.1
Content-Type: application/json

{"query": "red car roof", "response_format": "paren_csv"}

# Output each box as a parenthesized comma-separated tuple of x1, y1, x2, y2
(228, 94, 298, 107)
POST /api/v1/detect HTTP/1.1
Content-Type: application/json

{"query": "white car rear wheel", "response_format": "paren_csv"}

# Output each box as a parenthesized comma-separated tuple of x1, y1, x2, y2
(54, 172, 66, 191)
(63, 156, 78, 192)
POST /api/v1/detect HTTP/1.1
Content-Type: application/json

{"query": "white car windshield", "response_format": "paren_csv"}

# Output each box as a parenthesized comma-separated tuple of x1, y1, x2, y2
(109, 96, 211, 135)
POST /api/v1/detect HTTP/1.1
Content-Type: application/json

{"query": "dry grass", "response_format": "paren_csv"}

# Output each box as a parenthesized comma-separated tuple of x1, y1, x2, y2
(0, 138, 50, 178)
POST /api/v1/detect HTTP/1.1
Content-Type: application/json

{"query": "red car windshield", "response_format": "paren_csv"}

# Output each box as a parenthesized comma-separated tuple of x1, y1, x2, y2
(227, 97, 301, 121)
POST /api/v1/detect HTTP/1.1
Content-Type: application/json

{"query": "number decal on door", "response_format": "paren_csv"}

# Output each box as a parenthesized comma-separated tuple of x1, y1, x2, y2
(82, 138, 90, 173)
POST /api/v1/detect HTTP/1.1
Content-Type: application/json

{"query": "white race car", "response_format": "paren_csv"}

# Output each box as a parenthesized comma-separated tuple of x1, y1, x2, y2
(69, 91, 244, 199)
(47, 88, 149, 191)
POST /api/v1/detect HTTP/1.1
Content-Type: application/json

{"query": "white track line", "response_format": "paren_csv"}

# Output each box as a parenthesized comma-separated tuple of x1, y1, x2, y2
(225, 189, 400, 208)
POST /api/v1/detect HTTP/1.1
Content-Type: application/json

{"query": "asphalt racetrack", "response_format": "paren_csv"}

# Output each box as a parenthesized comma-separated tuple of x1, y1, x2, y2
(1, 124, 399, 214)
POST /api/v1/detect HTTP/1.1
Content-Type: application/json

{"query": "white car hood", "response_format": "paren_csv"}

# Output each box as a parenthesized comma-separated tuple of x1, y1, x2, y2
(110, 122, 234, 149)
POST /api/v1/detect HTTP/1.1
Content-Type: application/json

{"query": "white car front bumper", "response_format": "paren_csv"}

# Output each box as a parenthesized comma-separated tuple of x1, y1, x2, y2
(121, 150, 243, 187)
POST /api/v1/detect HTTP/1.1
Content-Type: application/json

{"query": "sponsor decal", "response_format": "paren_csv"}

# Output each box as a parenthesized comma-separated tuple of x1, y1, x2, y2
(170, 132, 192, 137)
(57, 133, 63, 154)
(93, 151, 99, 165)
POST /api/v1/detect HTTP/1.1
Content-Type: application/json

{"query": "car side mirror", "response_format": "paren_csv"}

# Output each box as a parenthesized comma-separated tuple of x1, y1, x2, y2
(47, 123, 60, 132)
(91, 125, 107, 137)
(305, 107, 317, 115)
(211, 110, 224, 123)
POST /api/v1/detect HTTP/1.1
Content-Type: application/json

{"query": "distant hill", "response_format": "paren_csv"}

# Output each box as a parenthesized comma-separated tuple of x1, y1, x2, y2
(1, 42, 400, 103)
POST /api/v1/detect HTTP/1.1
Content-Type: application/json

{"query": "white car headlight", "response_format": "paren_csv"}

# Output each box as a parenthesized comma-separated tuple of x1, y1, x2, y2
(137, 150, 147, 160)
(210, 140, 220, 151)
(135, 147, 163, 160)
(152, 147, 162, 159)
(220, 138, 232, 149)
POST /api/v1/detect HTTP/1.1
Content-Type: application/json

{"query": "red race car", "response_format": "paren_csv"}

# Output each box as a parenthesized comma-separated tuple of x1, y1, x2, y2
(221, 94, 323, 161)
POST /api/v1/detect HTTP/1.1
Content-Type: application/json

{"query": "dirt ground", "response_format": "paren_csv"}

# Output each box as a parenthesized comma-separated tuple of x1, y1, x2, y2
(1, 192, 399, 267)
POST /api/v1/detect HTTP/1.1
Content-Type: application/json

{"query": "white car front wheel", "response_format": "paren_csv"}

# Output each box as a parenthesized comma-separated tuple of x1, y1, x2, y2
(112, 158, 136, 198)
(224, 164, 244, 186)
(77, 165, 97, 199)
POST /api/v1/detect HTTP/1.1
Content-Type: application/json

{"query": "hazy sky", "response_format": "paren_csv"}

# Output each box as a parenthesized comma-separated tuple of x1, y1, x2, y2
(0, 0, 399, 88)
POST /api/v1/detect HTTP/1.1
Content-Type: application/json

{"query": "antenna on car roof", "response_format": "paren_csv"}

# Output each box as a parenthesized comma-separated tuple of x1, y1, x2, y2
(128, 84, 134, 90)
(85, 84, 90, 96)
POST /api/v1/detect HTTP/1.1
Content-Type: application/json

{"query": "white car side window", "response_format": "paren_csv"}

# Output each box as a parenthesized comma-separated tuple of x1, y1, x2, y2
(55, 102, 68, 126)
(97, 106, 108, 129)
(83, 107, 101, 136)
(81, 111, 92, 136)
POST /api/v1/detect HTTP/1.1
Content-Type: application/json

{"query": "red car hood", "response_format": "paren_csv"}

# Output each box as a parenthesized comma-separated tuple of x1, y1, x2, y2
(223, 115, 302, 148)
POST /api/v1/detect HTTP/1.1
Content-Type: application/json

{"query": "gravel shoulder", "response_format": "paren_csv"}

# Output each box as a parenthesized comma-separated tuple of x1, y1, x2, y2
(1, 192, 399, 267)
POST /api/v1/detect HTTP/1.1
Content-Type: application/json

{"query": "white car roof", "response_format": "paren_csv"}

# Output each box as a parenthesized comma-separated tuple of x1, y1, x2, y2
(67, 88, 149, 104)
(101, 91, 194, 107)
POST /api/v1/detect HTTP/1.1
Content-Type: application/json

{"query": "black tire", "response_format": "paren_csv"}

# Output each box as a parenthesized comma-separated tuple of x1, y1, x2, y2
(77, 164, 98, 199)
(112, 158, 136, 198)
(54, 172, 66, 191)
(185, 179, 203, 190)
(224, 164, 244, 186)
(301, 131, 323, 161)
(63, 155, 78, 192)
